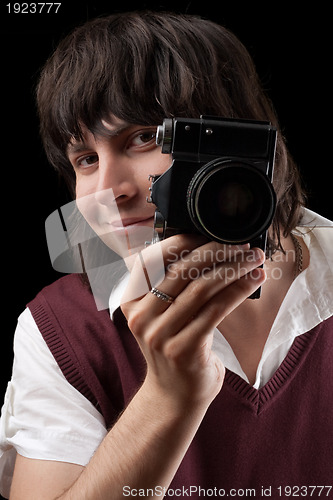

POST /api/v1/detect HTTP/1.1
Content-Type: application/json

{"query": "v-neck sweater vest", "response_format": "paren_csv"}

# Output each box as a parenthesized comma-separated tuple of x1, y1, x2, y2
(28, 274, 333, 498)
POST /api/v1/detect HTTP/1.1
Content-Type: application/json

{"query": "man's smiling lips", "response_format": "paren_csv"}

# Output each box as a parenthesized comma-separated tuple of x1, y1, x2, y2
(105, 216, 155, 253)
(107, 216, 155, 229)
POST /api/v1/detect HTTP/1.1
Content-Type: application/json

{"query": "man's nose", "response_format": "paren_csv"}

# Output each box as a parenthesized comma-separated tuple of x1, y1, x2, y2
(94, 155, 137, 206)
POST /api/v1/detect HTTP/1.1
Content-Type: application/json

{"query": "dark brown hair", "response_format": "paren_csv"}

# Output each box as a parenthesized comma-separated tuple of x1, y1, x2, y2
(36, 11, 306, 254)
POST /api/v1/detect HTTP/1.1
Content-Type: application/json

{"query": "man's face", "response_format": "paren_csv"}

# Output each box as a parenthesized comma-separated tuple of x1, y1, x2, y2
(67, 117, 171, 258)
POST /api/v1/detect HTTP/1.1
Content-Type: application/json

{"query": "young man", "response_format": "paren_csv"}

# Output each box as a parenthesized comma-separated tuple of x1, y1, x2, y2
(1, 11, 332, 500)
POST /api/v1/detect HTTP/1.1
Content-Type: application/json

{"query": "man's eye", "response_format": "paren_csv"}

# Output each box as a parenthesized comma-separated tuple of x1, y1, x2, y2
(77, 154, 99, 168)
(131, 131, 157, 147)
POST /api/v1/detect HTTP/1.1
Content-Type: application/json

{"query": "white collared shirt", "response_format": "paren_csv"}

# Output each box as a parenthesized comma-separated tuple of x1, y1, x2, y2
(0, 208, 332, 498)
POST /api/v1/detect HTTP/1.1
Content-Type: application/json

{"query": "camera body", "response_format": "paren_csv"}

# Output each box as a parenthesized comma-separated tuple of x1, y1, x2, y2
(147, 116, 277, 298)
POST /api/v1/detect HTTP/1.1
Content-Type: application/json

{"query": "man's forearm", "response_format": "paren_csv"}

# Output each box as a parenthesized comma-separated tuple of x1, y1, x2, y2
(58, 381, 207, 500)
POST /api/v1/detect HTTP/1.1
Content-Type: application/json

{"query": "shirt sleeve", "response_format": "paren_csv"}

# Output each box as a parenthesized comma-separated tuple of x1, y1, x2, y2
(0, 307, 108, 496)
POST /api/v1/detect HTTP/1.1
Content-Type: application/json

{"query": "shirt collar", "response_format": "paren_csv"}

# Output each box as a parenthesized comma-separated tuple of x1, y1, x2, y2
(109, 272, 130, 320)
(298, 207, 333, 228)
(257, 208, 333, 372)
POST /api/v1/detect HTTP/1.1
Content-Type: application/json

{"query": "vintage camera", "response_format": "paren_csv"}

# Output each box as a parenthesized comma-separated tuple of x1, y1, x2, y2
(147, 116, 277, 298)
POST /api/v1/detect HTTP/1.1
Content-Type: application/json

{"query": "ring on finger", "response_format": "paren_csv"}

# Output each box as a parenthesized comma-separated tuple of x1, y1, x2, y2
(150, 287, 174, 304)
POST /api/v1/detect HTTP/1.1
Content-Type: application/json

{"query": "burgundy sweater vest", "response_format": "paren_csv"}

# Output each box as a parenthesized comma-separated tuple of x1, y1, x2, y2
(28, 274, 333, 498)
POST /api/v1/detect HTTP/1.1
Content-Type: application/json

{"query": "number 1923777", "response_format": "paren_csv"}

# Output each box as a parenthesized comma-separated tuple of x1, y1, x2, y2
(6, 3, 61, 13)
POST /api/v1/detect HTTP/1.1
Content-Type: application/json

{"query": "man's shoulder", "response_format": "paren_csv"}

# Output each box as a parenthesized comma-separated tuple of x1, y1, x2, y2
(27, 273, 106, 323)
(29, 273, 89, 302)
(39, 273, 89, 298)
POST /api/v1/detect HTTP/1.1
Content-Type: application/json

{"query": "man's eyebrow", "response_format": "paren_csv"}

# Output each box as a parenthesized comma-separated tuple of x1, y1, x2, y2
(67, 143, 90, 155)
(66, 123, 133, 155)
(103, 122, 132, 136)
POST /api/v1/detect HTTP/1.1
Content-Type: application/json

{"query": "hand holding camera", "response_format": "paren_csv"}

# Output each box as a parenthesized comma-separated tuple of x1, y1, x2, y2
(121, 234, 266, 411)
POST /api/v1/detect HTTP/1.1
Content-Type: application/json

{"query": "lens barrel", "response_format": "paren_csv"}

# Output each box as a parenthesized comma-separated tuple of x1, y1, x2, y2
(187, 159, 276, 244)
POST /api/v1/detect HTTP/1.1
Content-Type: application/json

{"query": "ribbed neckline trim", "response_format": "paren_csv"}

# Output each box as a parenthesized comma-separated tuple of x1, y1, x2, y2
(224, 329, 316, 414)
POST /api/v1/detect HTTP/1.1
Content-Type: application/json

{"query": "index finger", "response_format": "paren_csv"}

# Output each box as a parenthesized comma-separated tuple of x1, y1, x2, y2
(122, 234, 250, 304)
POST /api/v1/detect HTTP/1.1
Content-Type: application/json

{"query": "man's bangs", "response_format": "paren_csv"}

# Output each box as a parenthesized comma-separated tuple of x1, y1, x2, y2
(39, 11, 231, 157)
(58, 66, 170, 146)
(49, 83, 150, 153)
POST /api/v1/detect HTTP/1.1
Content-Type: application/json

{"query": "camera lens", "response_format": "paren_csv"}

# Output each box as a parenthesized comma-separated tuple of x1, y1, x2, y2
(187, 159, 276, 243)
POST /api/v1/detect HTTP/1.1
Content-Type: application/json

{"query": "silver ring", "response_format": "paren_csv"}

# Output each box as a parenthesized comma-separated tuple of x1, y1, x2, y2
(150, 287, 174, 304)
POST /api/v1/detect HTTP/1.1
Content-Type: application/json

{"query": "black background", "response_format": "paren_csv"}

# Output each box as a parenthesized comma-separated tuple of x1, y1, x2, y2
(0, 1, 331, 495)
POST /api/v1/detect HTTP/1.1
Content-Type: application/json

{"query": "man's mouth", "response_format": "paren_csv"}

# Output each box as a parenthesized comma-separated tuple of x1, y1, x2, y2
(108, 216, 154, 228)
